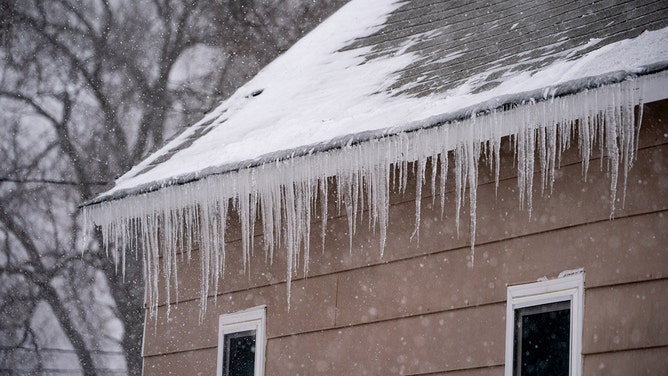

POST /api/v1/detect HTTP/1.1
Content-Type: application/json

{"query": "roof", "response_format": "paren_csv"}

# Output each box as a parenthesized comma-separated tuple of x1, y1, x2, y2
(88, 0, 668, 205)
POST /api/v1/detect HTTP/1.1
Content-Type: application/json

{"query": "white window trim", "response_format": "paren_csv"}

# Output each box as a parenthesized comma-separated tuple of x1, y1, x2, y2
(504, 271, 584, 376)
(216, 305, 266, 376)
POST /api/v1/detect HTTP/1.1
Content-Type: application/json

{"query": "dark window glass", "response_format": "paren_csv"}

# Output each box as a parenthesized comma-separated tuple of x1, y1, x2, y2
(513, 301, 570, 376)
(223, 330, 256, 376)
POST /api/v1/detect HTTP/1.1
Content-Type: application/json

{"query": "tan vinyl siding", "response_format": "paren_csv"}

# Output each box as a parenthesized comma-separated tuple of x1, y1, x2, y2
(143, 100, 668, 375)
(583, 347, 668, 376)
(143, 348, 217, 375)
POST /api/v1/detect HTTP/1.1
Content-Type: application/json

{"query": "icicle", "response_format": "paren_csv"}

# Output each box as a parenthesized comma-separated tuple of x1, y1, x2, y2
(606, 89, 621, 218)
(454, 143, 465, 236)
(351, 168, 359, 232)
(320, 177, 328, 254)
(439, 151, 448, 218)
(343, 174, 354, 254)
(411, 157, 427, 242)
(526, 117, 535, 218)
(259, 181, 272, 260)
(430, 153, 438, 206)
(377, 162, 390, 257)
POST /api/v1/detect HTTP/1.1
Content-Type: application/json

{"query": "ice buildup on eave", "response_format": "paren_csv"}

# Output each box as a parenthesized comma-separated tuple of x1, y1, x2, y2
(84, 73, 665, 318)
(81, 0, 668, 318)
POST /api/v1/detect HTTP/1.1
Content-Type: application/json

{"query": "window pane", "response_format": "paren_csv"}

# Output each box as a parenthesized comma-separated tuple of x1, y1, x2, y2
(223, 330, 256, 376)
(514, 301, 570, 376)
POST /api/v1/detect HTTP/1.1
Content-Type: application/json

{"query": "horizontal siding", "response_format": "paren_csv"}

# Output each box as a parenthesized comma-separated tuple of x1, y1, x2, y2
(144, 211, 668, 355)
(144, 279, 668, 375)
(336, 212, 668, 326)
(141, 345, 668, 376)
(143, 348, 216, 375)
(143, 274, 338, 357)
(144, 100, 668, 374)
(415, 365, 504, 376)
(267, 279, 668, 374)
(265, 303, 505, 376)
(583, 279, 668, 354)
(583, 346, 668, 376)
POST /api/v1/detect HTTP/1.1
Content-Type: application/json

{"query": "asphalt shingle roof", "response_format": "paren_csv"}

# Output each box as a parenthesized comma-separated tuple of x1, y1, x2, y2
(346, 0, 668, 97)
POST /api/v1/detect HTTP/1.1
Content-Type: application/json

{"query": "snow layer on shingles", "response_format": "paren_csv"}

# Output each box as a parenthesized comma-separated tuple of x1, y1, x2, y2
(97, 0, 668, 201)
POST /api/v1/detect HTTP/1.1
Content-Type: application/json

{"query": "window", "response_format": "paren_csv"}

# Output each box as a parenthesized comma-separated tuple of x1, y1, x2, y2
(505, 271, 584, 376)
(216, 305, 266, 376)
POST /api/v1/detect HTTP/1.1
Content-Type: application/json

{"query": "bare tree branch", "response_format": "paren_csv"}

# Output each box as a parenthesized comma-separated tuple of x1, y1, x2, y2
(0, 202, 97, 375)
(0, 1, 348, 374)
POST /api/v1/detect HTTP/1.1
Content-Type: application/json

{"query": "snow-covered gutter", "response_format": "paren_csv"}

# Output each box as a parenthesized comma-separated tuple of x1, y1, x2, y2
(81, 65, 668, 207)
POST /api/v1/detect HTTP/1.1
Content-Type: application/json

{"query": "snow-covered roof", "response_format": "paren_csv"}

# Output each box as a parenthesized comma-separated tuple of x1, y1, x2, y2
(83, 0, 668, 316)
(88, 0, 668, 204)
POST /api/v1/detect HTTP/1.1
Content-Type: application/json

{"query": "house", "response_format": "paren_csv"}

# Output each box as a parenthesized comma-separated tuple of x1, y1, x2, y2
(83, 0, 668, 374)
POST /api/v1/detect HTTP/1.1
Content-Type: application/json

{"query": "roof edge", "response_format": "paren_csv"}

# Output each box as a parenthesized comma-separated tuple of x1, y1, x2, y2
(81, 65, 668, 208)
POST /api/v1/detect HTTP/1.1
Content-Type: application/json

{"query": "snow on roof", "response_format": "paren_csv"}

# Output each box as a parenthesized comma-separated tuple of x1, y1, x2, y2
(83, 0, 668, 316)
(89, 0, 668, 204)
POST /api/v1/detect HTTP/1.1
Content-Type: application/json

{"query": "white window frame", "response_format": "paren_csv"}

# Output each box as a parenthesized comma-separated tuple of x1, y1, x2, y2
(504, 271, 584, 376)
(216, 305, 266, 376)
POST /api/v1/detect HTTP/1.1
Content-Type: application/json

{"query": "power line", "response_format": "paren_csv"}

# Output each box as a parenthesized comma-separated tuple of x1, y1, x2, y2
(0, 369, 126, 375)
(0, 346, 123, 355)
(0, 178, 109, 186)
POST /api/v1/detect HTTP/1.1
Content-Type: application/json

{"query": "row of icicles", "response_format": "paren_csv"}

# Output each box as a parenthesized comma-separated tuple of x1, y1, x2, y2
(83, 78, 643, 320)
